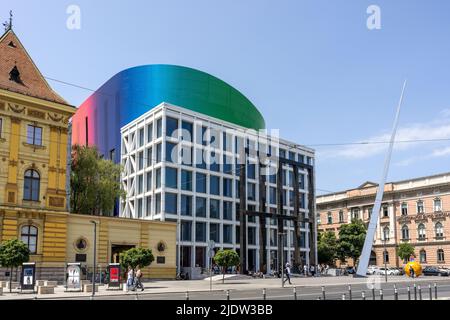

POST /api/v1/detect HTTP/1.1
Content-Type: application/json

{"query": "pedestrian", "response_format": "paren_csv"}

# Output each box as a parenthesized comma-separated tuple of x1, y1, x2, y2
(310, 264, 315, 277)
(284, 263, 292, 285)
(409, 265, 415, 278)
(126, 267, 135, 291)
(135, 267, 144, 291)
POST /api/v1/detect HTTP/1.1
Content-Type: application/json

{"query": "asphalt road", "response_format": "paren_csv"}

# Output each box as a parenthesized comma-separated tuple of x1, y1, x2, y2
(56, 279, 450, 300)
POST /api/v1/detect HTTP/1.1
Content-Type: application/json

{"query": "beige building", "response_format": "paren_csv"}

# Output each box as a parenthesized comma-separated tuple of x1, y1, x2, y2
(317, 172, 450, 268)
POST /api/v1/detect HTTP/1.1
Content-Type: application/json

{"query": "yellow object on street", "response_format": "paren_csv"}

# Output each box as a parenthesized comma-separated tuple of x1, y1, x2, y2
(404, 261, 422, 277)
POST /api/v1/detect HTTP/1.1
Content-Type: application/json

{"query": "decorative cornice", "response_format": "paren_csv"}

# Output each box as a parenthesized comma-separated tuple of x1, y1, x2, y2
(8, 103, 25, 114)
(28, 108, 46, 120)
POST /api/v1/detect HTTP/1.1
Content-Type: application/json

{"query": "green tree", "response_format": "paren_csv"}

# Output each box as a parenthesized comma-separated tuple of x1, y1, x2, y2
(337, 219, 367, 266)
(397, 242, 415, 263)
(70, 144, 125, 215)
(318, 231, 338, 265)
(119, 247, 155, 275)
(213, 249, 240, 284)
(0, 239, 30, 292)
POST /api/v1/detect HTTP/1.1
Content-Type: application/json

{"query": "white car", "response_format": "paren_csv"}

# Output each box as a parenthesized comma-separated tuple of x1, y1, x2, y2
(367, 265, 379, 275)
(377, 267, 397, 275)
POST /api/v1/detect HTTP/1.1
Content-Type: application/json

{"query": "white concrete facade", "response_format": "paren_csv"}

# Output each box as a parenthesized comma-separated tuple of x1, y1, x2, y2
(120, 102, 315, 273)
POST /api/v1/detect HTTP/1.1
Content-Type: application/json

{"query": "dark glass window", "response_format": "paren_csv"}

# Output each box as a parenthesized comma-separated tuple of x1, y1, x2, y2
(26, 125, 42, 146)
(155, 168, 161, 188)
(166, 117, 178, 138)
(210, 199, 220, 219)
(138, 151, 144, 171)
(247, 183, 256, 201)
(223, 201, 233, 220)
(196, 149, 206, 169)
(165, 193, 178, 214)
(21, 225, 37, 254)
(147, 123, 153, 142)
(146, 147, 153, 166)
(181, 146, 193, 166)
(165, 167, 178, 189)
(210, 175, 220, 196)
(223, 155, 233, 174)
(156, 118, 162, 138)
(247, 162, 256, 180)
(196, 173, 207, 193)
(210, 223, 220, 242)
(181, 195, 192, 216)
(210, 152, 220, 172)
(196, 222, 206, 242)
(223, 178, 232, 198)
(181, 221, 192, 241)
(138, 128, 144, 147)
(137, 175, 143, 194)
(196, 197, 207, 217)
(166, 142, 178, 163)
(181, 170, 193, 191)
(24, 169, 40, 201)
(155, 193, 161, 213)
(248, 227, 256, 245)
(156, 143, 162, 163)
(181, 121, 193, 142)
(223, 225, 233, 244)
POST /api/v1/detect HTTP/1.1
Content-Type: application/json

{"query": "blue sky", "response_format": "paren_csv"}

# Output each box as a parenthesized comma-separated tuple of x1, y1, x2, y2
(3, 0, 450, 194)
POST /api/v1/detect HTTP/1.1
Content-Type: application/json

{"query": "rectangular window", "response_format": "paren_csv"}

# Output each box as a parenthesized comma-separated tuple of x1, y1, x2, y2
(138, 128, 144, 147)
(210, 223, 220, 243)
(210, 199, 220, 219)
(181, 146, 193, 166)
(209, 152, 220, 172)
(109, 149, 115, 161)
(156, 118, 162, 138)
(138, 151, 144, 171)
(146, 196, 152, 216)
(165, 193, 178, 214)
(181, 170, 193, 191)
(196, 222, 206, 242)
(155, 168, 161, 189)
(247, 183, 256, 201)
(247, 162, 256, 180)
(155, 193, 161, 213)
(147, 122, 153, 143)
(181, 221, 192, 241)
(137, 175, 143, 194)
(165, 167, 178, 189)
(166, 142, 178, 163)
(223, 178, 232, 198)
(181, 195, 192, 216)
(137, 198, 143, 218)
(223, 132, 232, 152)
(181, 121, 193, 142)
(223, 201, 233, 220)
(196, 173, 207, 193)
(146, 147, 152, 167)
(223, 155, 233, 174)
(26, 125, 42, 146)
(269, 187, 277, 205)
(248, 227, 256, 245)
(166, 117, 178, 138)
(195, 197, 207, 217)
(210, 175, 220, 196)
(223, 225, 232, 244)
(156, 143, 162, 163)
(196, 149, 206, 169)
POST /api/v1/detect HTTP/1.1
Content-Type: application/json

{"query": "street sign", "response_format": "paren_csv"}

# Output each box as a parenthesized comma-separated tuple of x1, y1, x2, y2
(66, 263, 81, 291)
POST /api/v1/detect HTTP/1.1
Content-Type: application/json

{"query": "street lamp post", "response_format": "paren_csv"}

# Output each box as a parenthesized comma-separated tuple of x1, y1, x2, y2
(383, 236, 388, 283)
(90, 220, 97, 298)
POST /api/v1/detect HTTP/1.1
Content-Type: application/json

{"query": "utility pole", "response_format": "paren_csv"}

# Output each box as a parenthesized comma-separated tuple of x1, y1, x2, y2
(383, 237, 388, 283)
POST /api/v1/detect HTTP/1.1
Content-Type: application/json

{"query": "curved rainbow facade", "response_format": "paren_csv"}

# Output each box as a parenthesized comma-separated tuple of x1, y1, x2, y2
(71, 64, 265, 163)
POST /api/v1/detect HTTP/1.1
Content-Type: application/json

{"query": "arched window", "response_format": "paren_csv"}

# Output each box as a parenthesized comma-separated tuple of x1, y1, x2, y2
(419, 249, 427, 263)
(383, 226, 390, 241)
(383, 250, 389, 263)
(339, 210, 344, 223)
(417, 200, 424, 214)
(402, 225, 410, 240)
(327, 212, 333, 224)
(23, 169, 40, 201)
(418, 223, 426, 240)
(437, 249, 445, 263)
(435, 222, 444, 238)
(21, 225, 38, 254)
(434, 198, 442, 212)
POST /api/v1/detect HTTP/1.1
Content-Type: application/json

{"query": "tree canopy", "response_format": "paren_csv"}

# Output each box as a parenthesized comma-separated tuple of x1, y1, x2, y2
(0, 239, 30, 292)
(318, 231, 338, 265)
(337, 219, 367, 266)
(397, 242, 415, 263)
(213, 249, 240, 283)
(70, 144, 125, 215)
(119, 247, 155, 271)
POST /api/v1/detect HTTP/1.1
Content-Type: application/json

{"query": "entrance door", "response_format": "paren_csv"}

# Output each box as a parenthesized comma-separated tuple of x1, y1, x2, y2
(111, 244, 136, 263)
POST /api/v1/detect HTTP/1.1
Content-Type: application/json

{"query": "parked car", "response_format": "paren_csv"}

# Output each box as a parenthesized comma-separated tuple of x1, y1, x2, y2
(377, 267, 397, 275)
(367, 265, 378, 275)
(422, 266, 449, 276)
(346, 266, 356, 275)
(388, 267, 400, 275)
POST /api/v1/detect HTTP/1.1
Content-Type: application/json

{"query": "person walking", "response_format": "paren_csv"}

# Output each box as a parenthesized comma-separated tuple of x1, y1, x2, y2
(310, 264, 315, 277)
(126, 267, 135, 291)
(409, 265, 415, 278)
(135, 267, 144, 291)
(284, 263, 292, 285)
(303, 264, 308, 277)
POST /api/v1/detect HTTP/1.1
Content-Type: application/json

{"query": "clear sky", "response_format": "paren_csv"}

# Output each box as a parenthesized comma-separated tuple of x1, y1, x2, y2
(3, 0, 450, 194)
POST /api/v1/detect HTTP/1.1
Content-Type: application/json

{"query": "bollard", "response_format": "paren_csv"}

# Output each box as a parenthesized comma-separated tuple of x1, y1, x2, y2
(394, 286, 398, 300)
(186, 291, 189, 301)
(429, 284, 432, 300)
(226, 290, 230, 300)
(263, 288, 266, 300)
(414, 284, 417, 300)
(348, 285, 352, 300)
(380, 289, 383, 300)
(418, 285, 422, 300)
(293, 287, 297, 300)
(372, 287, 375, 300)
(362, 291, 366, 300)
(342, 293, 346, 300)
(407, 285, 411, 300)
(322, 286, 326, 300)
(434, 283, 438, 299)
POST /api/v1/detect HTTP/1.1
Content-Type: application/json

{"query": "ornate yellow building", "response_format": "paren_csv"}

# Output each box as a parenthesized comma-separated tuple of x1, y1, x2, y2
(0, 28, 176, 282)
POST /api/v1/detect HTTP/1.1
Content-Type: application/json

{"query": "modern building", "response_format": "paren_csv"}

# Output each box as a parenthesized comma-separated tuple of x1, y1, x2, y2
(0, 27, 176, 282)
(72, 65, 317, 275)
(316, 172, 450, 268)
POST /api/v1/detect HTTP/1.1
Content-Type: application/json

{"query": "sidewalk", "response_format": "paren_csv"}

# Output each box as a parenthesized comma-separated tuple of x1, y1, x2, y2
(0, 275, 447, 300)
